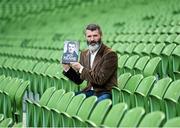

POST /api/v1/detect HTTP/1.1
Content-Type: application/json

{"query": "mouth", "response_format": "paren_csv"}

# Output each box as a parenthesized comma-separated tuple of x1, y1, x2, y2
(90, 43, 96, 46)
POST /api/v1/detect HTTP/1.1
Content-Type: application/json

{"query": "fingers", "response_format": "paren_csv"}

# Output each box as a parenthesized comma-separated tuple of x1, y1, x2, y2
(70, 62, 81, 71)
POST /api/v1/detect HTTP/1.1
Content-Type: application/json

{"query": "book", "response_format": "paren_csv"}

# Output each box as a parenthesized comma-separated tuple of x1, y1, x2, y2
(62, 40, 79, 64)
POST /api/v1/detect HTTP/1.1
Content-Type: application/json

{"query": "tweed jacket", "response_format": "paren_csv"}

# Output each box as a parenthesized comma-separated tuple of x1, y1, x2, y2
(63, 43, 118, 94)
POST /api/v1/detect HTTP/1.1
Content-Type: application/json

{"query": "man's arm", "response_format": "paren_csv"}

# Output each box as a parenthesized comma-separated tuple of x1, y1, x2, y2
(63, 66, 84, 85)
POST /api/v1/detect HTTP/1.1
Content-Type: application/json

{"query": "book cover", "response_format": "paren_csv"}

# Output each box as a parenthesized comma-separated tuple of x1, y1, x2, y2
(62, 40, 79, 64)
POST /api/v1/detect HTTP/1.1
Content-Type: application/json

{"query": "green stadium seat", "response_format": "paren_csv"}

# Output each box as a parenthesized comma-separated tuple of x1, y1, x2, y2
(112, 73, 131, 105)
(132, 76, 156, 111)
(85, 99, 112, 127)
(139, 111, 165, 127)
(72, 96, 97, 127)
(163, 117, 180, 127)
(119, 107, 145, 127)
(121, 74, 143, 107)
(100, 103, 128, 127)
(149, 77, 172, 112)
(163, 80, 180, 119)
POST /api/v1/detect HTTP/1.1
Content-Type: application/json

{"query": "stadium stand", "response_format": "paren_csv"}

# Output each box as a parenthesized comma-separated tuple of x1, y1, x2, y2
(0, 0, 179, 127)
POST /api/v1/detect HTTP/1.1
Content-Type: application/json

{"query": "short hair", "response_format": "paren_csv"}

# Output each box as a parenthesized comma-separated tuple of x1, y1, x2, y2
(84, 24, 102, 35)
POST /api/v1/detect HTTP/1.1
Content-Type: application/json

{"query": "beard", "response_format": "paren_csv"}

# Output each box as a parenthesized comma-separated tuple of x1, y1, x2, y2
(87, 39, 101, 53)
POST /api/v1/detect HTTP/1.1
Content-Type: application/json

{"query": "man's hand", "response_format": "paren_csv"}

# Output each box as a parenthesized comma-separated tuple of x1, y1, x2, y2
(63, 64, 70, 72)
(70, 62, 83, 72)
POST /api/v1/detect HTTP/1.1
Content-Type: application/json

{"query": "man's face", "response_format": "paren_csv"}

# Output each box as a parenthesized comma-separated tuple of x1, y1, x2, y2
(68, 43, 76, 53)
(85, 29, 101, 46)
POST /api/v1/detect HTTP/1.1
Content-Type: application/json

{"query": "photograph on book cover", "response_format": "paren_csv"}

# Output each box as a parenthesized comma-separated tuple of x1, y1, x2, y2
(62, 40, 79, 64)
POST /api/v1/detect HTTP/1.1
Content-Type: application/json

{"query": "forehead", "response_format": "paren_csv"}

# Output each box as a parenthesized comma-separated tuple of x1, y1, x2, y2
(68, 43, 76, 46)
(85, 29, 100, 35)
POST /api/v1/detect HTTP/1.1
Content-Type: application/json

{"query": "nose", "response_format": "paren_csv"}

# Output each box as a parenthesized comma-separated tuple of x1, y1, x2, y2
(90, 37, 95, 41)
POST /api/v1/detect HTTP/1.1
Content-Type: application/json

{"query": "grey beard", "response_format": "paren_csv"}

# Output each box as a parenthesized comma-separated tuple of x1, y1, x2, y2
(88, 43, 100, 53)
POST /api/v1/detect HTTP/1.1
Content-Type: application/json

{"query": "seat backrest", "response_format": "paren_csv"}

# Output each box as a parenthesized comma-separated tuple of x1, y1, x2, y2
(55, 91, 75, 112)
(103, 103, 128, 127)
(0, 77, 12, 91)
(143, 57, 161, 77)
(39, 87, 56, 106)
(4, 78, 23, 101)
(151, 43, 165, 55)
(0, 114, 4, 122)
(88, 99, 112, 126)
(124, 74, 143, 92)
(46, 89, 65, 109)
(118, 54, 129, 68)
(142, 43, 155, 55)
(172, 45, 180, 56)
(65, 94, 86, 116)
(150, 77, 172, 99)
(133, 43, 145, 54)
(139, 111, 165, 127)
(164, 80, 180, 102)
(161, 43, 176, 56)
(118, 73, 131, 89)
(119, 107, 145, 127)
(134, 56, 150, 71)
(124, 55, 139, 69)
(135, 76, 156, 96)
(163, 117, 180, 127)
(0, 118, 13, 127)
(15, 81, 30, 109)
(77, 96, 97, 121)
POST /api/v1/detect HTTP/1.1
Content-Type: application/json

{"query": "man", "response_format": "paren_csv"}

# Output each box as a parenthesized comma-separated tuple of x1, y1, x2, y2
(63, 24, 118, 102)
(62, 41, 78, 64)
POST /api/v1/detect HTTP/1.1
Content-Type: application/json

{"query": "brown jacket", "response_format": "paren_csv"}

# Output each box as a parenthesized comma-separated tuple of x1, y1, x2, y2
(63, 43, 118, 94)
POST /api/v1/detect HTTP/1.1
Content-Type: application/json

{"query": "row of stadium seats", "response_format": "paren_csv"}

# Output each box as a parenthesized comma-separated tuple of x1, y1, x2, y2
(26, 87, 180, 127)
(0, 0, 179, 127)
(0, 57, 81, 98)
(112, 73, 180, 119)
(0, 75, 29, 122)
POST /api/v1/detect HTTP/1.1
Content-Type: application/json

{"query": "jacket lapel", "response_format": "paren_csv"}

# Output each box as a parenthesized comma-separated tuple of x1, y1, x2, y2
(86, 51, 91, 69)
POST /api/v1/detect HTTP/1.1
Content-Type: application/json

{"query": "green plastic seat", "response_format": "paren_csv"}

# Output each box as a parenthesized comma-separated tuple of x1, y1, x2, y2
(161, 43, 176, 77)
(72, 96, 97, 127)
(121, 74, 143, 107)
(85, 99, 112, 127)
(123, 55, 139, 74)
(165, 34, 177, 44)
(101, 103, 128, 127)
(133, 56, 150, 74)
(151, 43, 165, 57)
(163, 80, 180, 119)
(139, 111, 165, 127)
(174, 34, 180, 44)
(0, 114, 4, 122)
(60, 94, 86, 127)
(26, 87, 56, 127)
(112, 73, 131, 105)
(133, 76, 156, 111)
(14, 81, 30, 122)
(119, 107, 145, 127)
(132, 43, 146, 55)
(149, 77, 172, 112)
(163, 117, 180, 127)
(118, 54, 129, 76)
(0, 118, 13, 127)
(124, 43, 137, 54)
(142, 43, 155, 55)
(143, 57, 162, 77)
(51, 91, 75, 127)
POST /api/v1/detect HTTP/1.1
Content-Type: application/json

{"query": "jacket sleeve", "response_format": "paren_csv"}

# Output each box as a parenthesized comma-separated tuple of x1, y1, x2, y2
(80, 51, 118, 85)
(63, 67, 84, 85)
